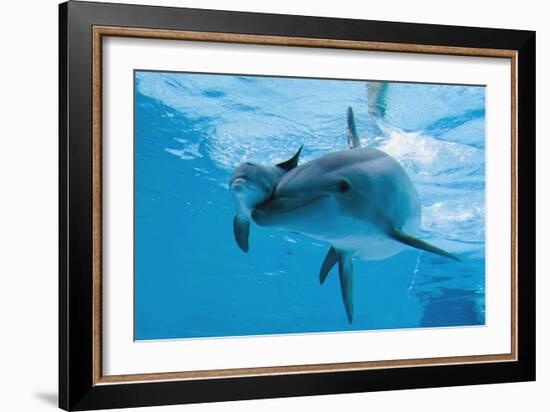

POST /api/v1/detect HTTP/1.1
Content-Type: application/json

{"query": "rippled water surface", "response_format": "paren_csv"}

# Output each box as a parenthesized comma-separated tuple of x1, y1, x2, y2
(135, 71, 485, 340)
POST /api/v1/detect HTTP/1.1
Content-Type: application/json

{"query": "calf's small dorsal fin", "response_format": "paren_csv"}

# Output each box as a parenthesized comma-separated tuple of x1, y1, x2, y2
(277, 145, 303, 171)
(346, 107, 361, 149)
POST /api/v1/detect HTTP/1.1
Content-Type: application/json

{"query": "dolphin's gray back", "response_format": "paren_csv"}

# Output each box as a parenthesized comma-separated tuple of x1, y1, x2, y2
(310, 147, 393, 172)
(289, 147, 420, 231)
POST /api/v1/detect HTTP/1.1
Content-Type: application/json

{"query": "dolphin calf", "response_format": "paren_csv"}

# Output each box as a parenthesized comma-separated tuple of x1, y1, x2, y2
(252, 108, 458, 323)
(229, 146, 303, 252)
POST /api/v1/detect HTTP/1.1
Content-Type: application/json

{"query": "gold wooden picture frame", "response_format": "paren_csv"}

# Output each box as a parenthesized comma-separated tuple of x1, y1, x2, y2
(92, 26, 518, 385)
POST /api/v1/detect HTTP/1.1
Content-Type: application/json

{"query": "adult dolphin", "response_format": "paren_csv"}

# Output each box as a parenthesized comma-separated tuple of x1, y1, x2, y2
(252, 108, 458, 323)
(229, 146, 303, 252)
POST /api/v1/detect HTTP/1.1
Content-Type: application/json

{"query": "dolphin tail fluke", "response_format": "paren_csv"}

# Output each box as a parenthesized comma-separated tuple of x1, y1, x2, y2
(319, 246, 338, 284)
(338, 251, 354, 324)
(277, 145, 304, 171)
(389, 228, 461, 262)
(233, 214, 250, 253)
(346, 107, 361, 149)
(367, 81, 389, 119)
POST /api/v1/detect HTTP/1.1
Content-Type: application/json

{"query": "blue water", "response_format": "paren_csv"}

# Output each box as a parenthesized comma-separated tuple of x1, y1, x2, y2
(134, 71, 486, 340)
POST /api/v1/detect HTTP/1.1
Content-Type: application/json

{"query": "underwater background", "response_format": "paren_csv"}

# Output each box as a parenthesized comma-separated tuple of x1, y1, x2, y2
(134, 71, 486, 340)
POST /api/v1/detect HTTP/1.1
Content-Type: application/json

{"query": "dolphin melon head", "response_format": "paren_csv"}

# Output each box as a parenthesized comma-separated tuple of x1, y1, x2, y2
(229, 162, 278, 211)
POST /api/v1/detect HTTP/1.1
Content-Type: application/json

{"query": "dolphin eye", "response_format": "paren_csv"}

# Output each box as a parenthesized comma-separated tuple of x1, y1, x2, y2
(338, 180, 350, 193)
(245, 162, 254, 166)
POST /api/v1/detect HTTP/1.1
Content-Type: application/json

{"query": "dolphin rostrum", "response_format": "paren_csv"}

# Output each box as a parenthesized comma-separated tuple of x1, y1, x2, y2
(252, 108, 458, 323)
(229, 146, 303, 252)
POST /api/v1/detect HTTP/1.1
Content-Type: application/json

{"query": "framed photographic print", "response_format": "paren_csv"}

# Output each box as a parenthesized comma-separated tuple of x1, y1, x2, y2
(59, 1, 535, 410)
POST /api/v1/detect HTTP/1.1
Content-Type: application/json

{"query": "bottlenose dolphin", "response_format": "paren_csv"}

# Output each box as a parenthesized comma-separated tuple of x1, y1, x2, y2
(229, 146, 303, 252)
(252, 108, 458, 323)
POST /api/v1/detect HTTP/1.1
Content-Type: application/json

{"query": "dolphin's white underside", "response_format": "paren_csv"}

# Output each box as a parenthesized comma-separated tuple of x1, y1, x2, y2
(255, 195, 420, 261)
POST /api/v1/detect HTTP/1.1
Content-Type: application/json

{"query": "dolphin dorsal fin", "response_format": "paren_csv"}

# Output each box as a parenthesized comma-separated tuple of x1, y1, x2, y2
(277, 145, 303, 171)
(346, 107, 361, 149)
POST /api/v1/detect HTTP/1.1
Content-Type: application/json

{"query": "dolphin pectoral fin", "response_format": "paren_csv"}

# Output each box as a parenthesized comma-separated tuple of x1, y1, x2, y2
(346, 107, 361, 149)
(319, 246, 338, 284)
(337, 252, 354, 324)
(320, 248, 354, 323)
(389, 228, 461, 262)
(276, 145, 303, 171)
(233, 214, 250, 253)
